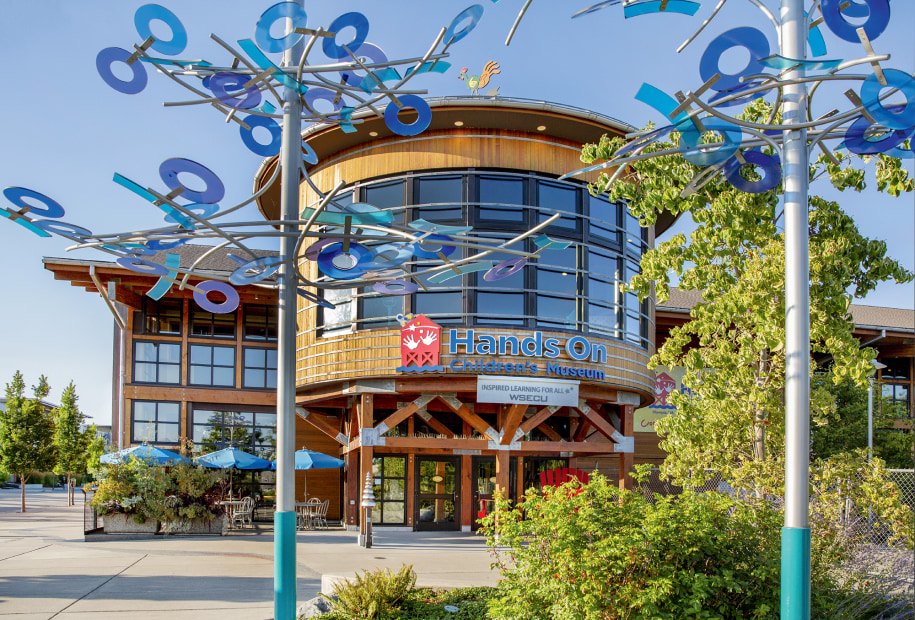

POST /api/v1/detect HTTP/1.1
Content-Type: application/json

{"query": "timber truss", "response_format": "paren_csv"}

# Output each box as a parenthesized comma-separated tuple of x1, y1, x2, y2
(296, 393, 634, 456)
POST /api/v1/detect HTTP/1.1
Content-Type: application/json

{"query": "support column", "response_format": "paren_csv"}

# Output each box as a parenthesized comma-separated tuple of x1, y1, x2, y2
(618, 404, 634, 491)
(495, 451, 510, 501)
(461, 454, 472, 530)
(780, 1, 811, 617)
(358, 395, 374, 538)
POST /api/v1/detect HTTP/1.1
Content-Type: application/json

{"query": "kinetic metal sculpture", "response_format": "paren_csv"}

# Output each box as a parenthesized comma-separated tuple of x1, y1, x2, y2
(563, 2, 910, 618)
(1, 2, 567, 317)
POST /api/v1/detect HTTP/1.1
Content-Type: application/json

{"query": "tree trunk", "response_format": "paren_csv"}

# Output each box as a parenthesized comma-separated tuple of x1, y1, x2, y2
(19, 473, 26, 513)
(67, 473, 73, 506)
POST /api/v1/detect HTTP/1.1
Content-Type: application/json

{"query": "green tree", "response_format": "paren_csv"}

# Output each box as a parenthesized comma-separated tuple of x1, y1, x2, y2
(0, 372, 57, 512)
(811, 372, 914, 468)
(580, 100, 913, 499)
(52, 382, 105, 506)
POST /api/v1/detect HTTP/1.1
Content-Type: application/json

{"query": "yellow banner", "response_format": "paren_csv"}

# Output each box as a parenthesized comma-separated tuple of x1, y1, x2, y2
(634, 366, 686, 433)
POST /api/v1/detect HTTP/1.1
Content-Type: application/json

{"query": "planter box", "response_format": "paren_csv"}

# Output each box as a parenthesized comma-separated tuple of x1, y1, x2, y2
(162, 516, 227, 536)
(102, 513, 158, 534)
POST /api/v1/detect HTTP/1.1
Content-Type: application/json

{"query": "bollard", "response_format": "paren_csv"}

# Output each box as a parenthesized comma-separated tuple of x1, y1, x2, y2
(359, 472, 376, 548)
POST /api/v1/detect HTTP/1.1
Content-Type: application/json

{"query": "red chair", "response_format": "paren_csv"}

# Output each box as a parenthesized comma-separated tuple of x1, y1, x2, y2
(539, 467, 589, 491)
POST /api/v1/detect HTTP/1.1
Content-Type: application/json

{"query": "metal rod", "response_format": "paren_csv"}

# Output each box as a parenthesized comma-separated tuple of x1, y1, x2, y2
(867, 379, 874, 461)
(780, 1, 811, 618)
(274, 4, 304, 619)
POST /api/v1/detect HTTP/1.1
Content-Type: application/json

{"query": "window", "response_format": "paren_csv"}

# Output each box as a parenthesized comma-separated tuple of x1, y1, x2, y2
(360, 287, 403, 329)
(623, 258, 643, 345)
(190, 304, 235, 338)
(416, 176, 462, 221)
(137, 298, 182, 335)
(243, 348, 277, 389)
(478, 176, 525, 223)
(536, 248, 579, 330)
(624, 208, 647, 257)
(189, 345, 235, 387)
(538, 181, 579, 230)
(372, 456, 407, 525)
(589, 194, 620, 245)
(363, 180, 404, 224)
(192, 407, 277, 460)
(133, 342, 180, 384)
(132, 401, 180, 444)
(243, 304, 277, 341)
(414, 291, 464, 325)
(320, 288, 354, 335)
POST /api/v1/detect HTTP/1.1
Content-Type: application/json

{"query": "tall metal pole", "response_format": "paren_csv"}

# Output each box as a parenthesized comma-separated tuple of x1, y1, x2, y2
(275, 3, 304, 618)
(867, 379, 874, 460)
(780, 0, 811, 618)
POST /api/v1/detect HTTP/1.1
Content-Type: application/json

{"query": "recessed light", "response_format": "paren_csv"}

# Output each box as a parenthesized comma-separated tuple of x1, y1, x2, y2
(536, 125, 547, 131)
(369, 131, 378, 137)
(454, 121, 464, 127)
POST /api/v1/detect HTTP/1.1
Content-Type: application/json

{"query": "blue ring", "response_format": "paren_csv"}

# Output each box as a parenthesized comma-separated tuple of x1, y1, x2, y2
(164, 203, 219, 224)
(240, 115, 282, 156)
(723, 150, 781, 194)
(147, 238, 188, 251)
(821, 0, 889, 43)
(194, 280, 240, 314)
(32, 220, 93, 237)
(374, 280, 418, 295)
(412, 234, 455, 259)
(484, 257, 526, 282)
(303, 141, 318, 165)
(699, 27, 770, 92)
(323, 12, 370, 60)
(860, 70, 915, 131)
(338, 42, 388, 90)
(209, 72, 261, 110)
(255, 2, 308, 53)
(358, 243, 415, 271)
(3, 187, 65, 219)
(96, 47, 148, 95)
(134, 4, 187, 56)
(845, 107, 914, 154)
(117, 257, 168, 275)
(384, 95, 432, 137)
(229, 256, 283, 285)
(317, 242, 370, 280)
(304, 88, 343, 116)
(444, 5, 483, 44)
(678, 118, 744, 167)
(159, 158, 225, 204)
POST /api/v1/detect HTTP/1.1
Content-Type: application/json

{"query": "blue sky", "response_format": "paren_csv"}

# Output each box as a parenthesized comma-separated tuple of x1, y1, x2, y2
(1, 0, 912, 423)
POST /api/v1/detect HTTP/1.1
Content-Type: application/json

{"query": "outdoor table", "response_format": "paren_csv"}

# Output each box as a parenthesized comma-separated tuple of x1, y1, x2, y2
(218, 499, 248, 529)
(295, 499, 321, 530)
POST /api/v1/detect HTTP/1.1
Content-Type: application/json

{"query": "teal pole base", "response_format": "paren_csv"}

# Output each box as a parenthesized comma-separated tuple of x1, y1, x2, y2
(780, 527, 811, 620)
(275, 511, 297, 620)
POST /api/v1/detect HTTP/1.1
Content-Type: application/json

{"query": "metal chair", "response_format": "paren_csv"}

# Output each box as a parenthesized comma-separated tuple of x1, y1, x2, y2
(313, 499, 329, 529)
(232, 496, 255, 529)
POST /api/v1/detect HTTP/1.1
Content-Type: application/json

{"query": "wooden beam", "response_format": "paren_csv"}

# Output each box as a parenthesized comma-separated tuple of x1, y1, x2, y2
(573, 418, 591, 442)
(296, 407, 347, 446)
(517, 441, 620, 454)
(537, 422, 563, 442)
(415, 408, 456, 438)
(383, 436, 490, 451)
(500, 404, 527, 445)
(619, 404, 635, 491)
(439, 395, 496, 440)
(577, 403, 620, 443)
(375, 394, 435, 434)
(519, 405, 560, 436)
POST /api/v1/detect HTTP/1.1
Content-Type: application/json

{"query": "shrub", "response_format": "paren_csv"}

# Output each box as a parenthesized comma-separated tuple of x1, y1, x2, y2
(481, 473, 784, 619)
(321, 564, 418, 620)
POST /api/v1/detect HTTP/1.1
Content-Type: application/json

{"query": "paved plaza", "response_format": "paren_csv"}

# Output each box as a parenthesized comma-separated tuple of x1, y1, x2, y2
(0, 488, 498, 619)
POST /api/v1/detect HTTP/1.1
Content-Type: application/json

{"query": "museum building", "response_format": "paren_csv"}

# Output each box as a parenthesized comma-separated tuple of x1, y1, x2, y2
(43, 98, 914, 531)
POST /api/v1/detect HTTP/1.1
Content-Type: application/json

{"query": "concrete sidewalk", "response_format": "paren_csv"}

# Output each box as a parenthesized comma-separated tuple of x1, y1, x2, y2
(0, 488, 498, 619)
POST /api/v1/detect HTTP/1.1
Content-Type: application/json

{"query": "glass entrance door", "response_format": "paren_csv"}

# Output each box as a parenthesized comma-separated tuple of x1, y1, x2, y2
(414, 457, 460, 531)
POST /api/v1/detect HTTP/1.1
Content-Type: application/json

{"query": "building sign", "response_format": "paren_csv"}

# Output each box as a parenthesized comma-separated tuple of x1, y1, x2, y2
(634, 365, 688, 433)
(478, 376, 579, 406)
(397, 314, 443, 372)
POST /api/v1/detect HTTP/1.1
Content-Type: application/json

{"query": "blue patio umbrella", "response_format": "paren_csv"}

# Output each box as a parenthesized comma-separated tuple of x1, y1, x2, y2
(100, 444, 189, 465)
(194, 446, 273, 470)
(271, 448, 345, 471)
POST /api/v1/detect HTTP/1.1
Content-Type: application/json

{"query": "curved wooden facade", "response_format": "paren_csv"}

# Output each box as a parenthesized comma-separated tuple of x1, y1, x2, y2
(259, 99, 656, 531)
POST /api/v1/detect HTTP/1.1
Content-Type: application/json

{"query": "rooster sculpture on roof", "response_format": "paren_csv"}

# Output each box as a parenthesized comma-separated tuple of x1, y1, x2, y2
(458, 61, 501, 97)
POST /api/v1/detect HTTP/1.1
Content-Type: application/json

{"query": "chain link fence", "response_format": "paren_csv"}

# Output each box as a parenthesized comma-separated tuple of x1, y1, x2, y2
(635, 468, 915, 548)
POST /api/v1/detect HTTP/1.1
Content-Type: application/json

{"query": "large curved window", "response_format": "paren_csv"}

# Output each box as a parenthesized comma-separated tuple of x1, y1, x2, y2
(315, 171, 653, 349)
